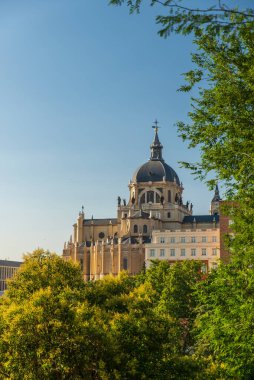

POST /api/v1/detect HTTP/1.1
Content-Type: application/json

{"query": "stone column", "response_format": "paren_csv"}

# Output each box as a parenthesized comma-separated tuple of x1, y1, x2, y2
(128, 246, 132, 273)
(100, 240, 105, 279)
(83, 246, 90, 282)
(74, 242, 78, 263)
(110, 240, 114, 275)
(118, 238, 122, 274)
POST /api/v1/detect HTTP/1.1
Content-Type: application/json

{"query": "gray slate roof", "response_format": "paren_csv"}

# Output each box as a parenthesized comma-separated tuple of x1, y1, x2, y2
(0, 260, 22, 267)
(83, 218, 118, 226)
(133, 160, 180, 184)
(183, 215, 219, 224)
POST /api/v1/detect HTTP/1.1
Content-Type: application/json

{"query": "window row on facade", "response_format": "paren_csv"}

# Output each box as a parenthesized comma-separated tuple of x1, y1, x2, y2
(0, 266, 18, 280)
(149, 247, 218, 258)
(139, 190, 172, 205)
(156, 236, 218, 244)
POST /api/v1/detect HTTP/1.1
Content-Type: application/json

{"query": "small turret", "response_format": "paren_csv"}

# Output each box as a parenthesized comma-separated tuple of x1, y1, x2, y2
(77, 206, 84, 243)
(210, 184, 221, 215)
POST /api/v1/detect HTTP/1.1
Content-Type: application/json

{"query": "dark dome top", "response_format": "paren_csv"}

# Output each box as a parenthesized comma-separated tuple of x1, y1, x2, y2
(133, 160, 180, 184)
(132, 124, 180, 185)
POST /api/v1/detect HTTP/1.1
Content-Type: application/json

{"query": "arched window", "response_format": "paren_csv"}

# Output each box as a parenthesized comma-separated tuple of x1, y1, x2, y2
(167, 212, 171, 218)
(123, 257, 128, 270)
(140, 193, 145, 204)
(143, 225, 148, 234)
(134, 225, 138, 233)
(168, 190, 171, 202)
(156, 193, 160, 203)
(147, 191, 154, 203)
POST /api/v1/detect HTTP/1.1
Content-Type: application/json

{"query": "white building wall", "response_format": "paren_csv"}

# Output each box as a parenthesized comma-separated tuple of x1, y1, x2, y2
(145, 228, 220, 272)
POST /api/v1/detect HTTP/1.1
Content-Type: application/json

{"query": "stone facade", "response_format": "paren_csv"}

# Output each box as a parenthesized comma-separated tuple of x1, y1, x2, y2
(145, 224, 220, 272)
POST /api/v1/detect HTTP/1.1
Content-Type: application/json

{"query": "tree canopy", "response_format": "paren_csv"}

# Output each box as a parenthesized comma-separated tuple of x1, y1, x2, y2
(2, 249, 254, 378)
(0, 251, 205, 379)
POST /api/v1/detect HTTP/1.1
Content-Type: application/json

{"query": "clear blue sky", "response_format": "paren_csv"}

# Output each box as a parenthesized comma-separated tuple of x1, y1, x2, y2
(1, 0, 243, 260)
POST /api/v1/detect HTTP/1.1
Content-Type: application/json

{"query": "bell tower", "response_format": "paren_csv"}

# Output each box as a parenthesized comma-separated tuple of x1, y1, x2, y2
(210, 184, 221, 215)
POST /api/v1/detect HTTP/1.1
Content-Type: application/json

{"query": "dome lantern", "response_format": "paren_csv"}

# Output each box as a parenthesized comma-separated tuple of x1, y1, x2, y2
(150, 120, 163, 161)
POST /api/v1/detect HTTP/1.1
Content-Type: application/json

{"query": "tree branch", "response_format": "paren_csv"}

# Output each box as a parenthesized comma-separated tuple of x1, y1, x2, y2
(153, 0, 254, 18)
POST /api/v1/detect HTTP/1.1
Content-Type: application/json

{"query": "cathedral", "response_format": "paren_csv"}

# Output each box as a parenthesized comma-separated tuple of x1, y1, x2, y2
(63, 124, 223, 280)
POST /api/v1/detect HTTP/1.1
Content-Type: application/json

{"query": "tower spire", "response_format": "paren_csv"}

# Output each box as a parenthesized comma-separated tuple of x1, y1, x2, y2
(150, 120, 163, 160)
(210, 183, 221, 215)
(212, 184, 221, 202)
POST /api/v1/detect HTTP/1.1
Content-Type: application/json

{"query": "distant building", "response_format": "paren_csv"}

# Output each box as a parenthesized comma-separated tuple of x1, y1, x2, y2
(145, 216, 220, 273)
(0, 260, 22, 295)
(63, 123, 227, 279)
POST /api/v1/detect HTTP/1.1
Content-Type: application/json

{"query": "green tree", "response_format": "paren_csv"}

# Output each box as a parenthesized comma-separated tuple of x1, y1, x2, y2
(0, 250, 109, 380)
(139, 259, 172, 295)
(109, 281, 201, 379)
(195, 263, 254, 379)
(83, 263, 204, 379)
(6, 249, 85, 302)
(158, 260, 202, 319)
(83, 271, 137, 313)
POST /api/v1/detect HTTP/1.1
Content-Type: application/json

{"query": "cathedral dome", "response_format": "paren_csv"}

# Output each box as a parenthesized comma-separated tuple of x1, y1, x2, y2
(133, 160, 180, 184)
(132, 124, 180, 185)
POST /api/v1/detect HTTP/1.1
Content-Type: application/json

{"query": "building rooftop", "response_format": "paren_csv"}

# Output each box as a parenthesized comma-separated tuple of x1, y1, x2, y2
(0, 260, 22, 267)
(83, 218, 118, 226)
(183, 215, 219, 224)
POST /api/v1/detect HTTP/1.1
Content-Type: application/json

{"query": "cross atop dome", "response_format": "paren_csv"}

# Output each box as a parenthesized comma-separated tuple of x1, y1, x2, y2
(152, 119, 160, 133)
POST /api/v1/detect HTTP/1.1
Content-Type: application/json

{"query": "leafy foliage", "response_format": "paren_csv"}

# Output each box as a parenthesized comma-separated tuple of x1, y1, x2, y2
(0, 250, 109, 379)
(6, 249, 85, 302)
(195, 263, 254, 379)
(0, 252, 204, 379)
(109, 1, 254, 36)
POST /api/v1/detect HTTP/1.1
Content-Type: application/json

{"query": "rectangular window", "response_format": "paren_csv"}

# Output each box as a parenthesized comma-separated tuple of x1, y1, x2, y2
(150, 249, 155, 257)
(170, 237, 175, 243)
(191, 249, 196, 256)
(212, 248, 217, 256)
(202, 236, 207, 243)
(168, 190, 171, 202)
(180, 237, 186, 243)
(180, 249, 186, 257)
(212, 236, 217, 242)
(160, 237, 165, 244)
(123, 257, 128, 270)
(160, 249, 165, 257)
(191, 236, 196, 243)
(202, 248, 207, 256)
(170, 249, 175, 257)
